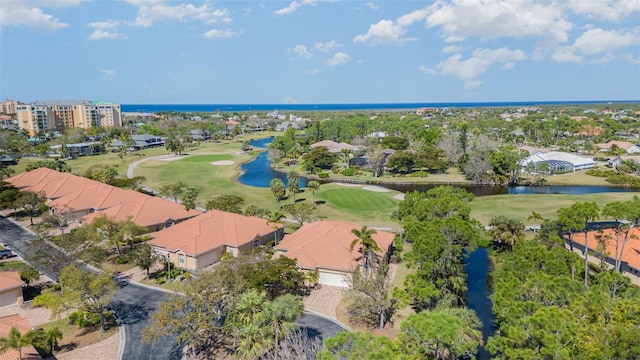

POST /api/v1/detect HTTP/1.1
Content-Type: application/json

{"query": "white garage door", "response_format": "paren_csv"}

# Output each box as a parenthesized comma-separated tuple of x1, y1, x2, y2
(318, 271, 349, 287)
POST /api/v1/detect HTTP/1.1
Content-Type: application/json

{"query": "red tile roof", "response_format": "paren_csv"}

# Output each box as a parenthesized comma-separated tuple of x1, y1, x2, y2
(149, 210, 277, 256)
(569, 227, 640, 270)
(7, 168, 200, 230)
(81, 196, 201, 228)
(48, 183, 146, 213)
(7, 167, 97, 199)
(0, 272, 25, 292)
(0, 314, 41, 360)
(276, 221, 395, 271)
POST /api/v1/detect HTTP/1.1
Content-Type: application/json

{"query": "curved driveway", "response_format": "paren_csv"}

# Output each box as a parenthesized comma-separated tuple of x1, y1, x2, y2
(0, 216, 347, 359)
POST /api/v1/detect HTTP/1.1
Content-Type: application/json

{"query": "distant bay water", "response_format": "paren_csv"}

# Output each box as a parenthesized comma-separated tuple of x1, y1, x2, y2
(121, 100, 638, 113)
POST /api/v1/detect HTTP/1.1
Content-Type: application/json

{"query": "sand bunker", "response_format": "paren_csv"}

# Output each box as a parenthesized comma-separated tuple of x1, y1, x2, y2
(210, 160, 234, 166)
(393, 193, 405, 201)
(336, 183, 362, 187)
(362, 185, 391, 192)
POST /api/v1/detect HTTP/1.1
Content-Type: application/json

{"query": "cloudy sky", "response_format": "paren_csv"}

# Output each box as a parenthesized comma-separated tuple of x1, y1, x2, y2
(1, 0, 639, 104)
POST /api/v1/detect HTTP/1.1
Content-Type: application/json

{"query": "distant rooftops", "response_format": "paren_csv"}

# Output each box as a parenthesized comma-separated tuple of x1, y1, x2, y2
(29, 100, 118, 106)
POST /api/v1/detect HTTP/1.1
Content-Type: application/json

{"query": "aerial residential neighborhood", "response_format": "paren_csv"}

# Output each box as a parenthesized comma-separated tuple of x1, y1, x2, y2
(0, 97, 638, 359)
(1, 0, 640, 359)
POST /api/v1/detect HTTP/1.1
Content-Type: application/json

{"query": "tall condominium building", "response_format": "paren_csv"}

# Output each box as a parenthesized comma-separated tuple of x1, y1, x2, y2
(16, 100, 122, 135)
(0, 100, 22, 115)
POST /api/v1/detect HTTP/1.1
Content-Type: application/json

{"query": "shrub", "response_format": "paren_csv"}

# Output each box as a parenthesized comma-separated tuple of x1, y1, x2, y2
(409, 170, 429, 178)
(318, 172, 330, 179)
(342, 167, 358, 176)
(69, 311, 101, 328)
(114, 257, 128, 265)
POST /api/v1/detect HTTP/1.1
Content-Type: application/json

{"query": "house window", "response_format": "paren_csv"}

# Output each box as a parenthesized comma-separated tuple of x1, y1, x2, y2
(253, 239, 259, 248)
(155, 224, 161, 232)
(166, 222, 173, 228)
(179, 254, 185, 264)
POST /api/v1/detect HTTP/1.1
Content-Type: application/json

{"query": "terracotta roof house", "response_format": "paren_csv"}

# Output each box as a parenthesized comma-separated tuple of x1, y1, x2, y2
(564, 227, 640, 282)
(148, 210, 282, 270)
(0, 314, 42, 360)
(7, 168, 200, 232)
(595, 141, 640, 154)
(81, 196, 201, 233)
(275, 221, 395, 287)
(47, 183, 146, 221)
(0, 272, 25, 308)
(6, 167, 98, 200)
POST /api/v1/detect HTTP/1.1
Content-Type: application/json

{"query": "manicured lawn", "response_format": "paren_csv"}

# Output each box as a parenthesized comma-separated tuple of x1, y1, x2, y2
(314, 186, 401, 228)
(470, 191, 640, 225)
(0, 260, 32, 272)
(317, 188, 397, 211)
(135, 151, 275, 210)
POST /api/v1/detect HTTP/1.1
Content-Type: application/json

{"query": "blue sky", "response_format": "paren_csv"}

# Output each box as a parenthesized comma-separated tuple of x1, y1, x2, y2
(1, 0, 639, 104)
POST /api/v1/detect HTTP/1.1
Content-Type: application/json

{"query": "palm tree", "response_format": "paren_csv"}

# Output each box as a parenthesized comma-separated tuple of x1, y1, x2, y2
(42, 327, 63, 355)
(0, 327, 33, 360)
(350, 226, 381, 276)
(264, 294, 303, 348)
(287, 171, 299, 201)
(266, 211, 285, 245)
(307, 181, 320, 207)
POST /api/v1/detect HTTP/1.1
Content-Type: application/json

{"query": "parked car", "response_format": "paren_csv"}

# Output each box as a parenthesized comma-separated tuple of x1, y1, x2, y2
(0, 249, 13, 259)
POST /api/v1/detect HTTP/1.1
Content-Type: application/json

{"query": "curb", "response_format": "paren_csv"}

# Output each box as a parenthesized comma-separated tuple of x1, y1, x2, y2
(303, 309, 352, 332)
(115, 312, 126, 360)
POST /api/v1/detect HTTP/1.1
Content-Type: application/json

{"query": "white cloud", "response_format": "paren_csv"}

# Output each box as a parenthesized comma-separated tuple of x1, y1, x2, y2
(573, 28, 638, 55)
(291, 44, 313, 58)
(436, 48, 526, 87)
(202, 28, 234, 39)
(353, 19, 416, 45)
(396, 7, 429, 27)
(551, 28, 639, 63)
(274, 0, 317, 16)
(327, 52, 351, 66)
(305, 69, 319, 75)
(442, 45, 463, 53)
(88, 21, 126, 40)
(100, 69, 118, 79)
(418, 65, 436, 75)
(0, 1, 70, 32)
(314, 40, 341, 53)
(565, 0, 640, 21)
(126, 0, 232, 27)
(89, 29, 126, 40)
(365, 2, 378, 10)
(425, 0, 572, 45)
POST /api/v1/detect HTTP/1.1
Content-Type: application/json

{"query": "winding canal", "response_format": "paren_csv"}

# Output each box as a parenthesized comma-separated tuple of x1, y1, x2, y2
(238, 137, 636, 359)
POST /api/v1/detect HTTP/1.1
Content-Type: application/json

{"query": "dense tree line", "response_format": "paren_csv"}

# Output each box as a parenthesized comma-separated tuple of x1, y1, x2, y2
(486, 197, 640, 359)
(487, 237, 640, 359)
(398, 186, 481, 310)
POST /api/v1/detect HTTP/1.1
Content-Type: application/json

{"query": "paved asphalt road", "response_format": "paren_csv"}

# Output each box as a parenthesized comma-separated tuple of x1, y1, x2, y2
(111, 283, 182, 360)
(0, 216, 349, 359)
